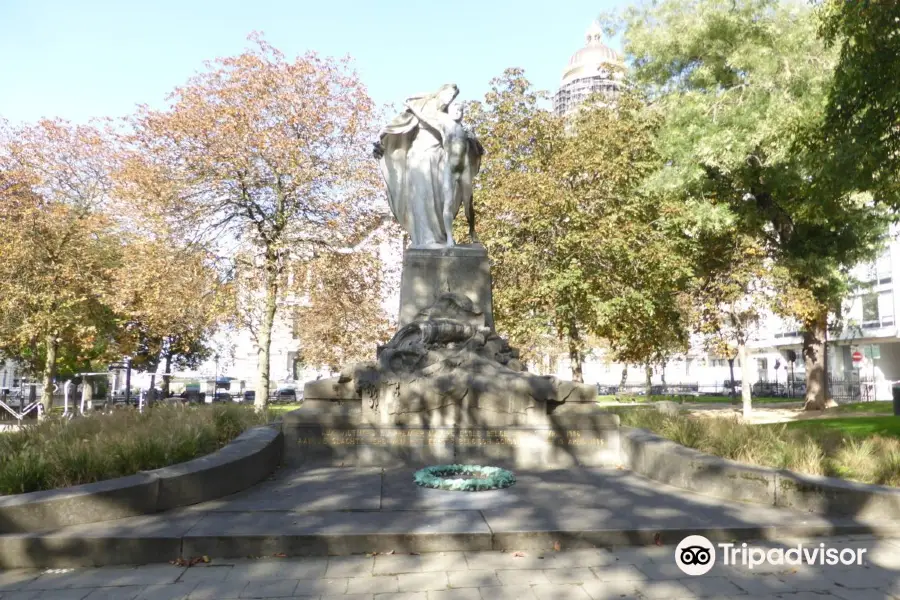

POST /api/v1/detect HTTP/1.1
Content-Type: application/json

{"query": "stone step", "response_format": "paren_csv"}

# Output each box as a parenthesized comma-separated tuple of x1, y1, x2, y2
(1, 507, 896, 569)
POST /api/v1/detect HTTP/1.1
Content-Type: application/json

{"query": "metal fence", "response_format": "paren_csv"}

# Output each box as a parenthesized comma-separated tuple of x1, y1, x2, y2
(597, 373, 875, 403)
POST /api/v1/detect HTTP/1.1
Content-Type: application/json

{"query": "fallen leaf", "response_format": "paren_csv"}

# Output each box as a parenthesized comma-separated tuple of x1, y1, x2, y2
(273, 553, 287, 558)
(169, 556, 208, 568)
(553, 541, 561, 552)
(387, 550, 395, 555)
(409, 552, 420, 556)
(654, 533, 662, 546)
(513, 551, 526, 558)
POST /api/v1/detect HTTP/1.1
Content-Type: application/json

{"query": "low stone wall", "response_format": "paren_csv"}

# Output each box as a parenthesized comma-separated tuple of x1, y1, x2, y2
(620, 427, 900, 519)
(0, 425, 283, 533)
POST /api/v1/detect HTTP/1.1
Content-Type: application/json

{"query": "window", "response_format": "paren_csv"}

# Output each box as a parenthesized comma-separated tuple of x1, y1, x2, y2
(879, 292, 895, 326)
(757, 358, 767, 371)
(861, 292, 894, 327)
(862, 248, 892, 285)
(863, 293, 879, 326)
(877, 248, 892, 283)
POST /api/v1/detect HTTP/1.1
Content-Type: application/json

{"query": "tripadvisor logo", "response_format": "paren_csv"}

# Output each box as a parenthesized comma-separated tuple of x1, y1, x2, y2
(675, 535, 716, 576)
(675, 535, 868, 576)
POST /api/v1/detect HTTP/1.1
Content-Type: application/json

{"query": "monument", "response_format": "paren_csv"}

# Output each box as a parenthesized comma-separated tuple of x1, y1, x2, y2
(284, 84, 619, 467)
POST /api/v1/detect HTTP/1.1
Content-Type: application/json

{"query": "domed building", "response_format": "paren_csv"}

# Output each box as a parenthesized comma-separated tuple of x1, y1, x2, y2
(553, 21, 625, 117)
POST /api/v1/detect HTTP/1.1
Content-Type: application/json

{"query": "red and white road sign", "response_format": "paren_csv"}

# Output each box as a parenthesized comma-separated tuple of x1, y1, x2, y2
(852, 351, 864, 365)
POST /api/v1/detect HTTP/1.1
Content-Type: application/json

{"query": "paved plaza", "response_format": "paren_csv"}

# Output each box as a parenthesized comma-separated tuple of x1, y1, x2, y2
(0, 535, 897, 599)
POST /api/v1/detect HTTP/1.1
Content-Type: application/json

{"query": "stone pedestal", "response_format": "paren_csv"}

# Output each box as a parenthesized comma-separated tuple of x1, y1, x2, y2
(399, 245, 494, 330)
(297, 239, 614, 469)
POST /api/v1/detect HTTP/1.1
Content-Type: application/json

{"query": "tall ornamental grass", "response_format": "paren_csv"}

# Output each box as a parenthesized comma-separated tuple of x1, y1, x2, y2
(0, 403, 268, 495)
(611, 407, 900, 487)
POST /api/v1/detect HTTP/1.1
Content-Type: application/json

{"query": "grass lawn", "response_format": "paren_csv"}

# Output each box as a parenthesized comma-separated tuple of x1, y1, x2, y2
(831, 401, 894, 415)
(266, 402, 303, 417)
(781, 416, 900, 440)
(597, 395, 800, 405)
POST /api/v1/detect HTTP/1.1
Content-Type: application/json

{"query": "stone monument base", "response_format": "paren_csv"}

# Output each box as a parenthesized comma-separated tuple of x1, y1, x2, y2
(282, 406, 620, 469)
(399, 244, 494, 329)
(298, 240, 615, 469)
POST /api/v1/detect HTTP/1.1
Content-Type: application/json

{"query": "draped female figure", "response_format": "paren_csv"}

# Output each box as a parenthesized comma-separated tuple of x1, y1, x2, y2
(374, 84, 482, 247)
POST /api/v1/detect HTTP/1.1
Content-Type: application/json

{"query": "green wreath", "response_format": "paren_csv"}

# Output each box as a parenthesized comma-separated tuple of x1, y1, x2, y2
(413, 464, 516, 492)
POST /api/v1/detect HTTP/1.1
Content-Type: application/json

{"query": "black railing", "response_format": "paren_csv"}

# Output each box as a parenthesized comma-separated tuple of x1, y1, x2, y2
(598, 373, 874, 403)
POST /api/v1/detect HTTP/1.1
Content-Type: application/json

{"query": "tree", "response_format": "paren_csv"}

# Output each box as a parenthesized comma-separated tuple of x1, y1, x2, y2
(0, 119, 121, 415)
(690, 231, 769, 417)
(617, 0, 891, 409)
(291, 250, 392, 372)
(463, 71, 566, 371)
(109, 236, 231, 397)
(468, 70, 688, 382)
(122, 34, 382, 410)
(816, 0, 900, 203)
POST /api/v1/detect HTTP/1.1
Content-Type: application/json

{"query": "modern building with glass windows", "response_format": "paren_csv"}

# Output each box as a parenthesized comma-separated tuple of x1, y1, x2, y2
(750, 231, 900, 399)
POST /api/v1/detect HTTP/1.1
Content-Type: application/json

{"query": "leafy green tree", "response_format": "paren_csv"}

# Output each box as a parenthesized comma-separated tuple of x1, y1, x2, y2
(467, 70, 690, 381)
(690, 230, 769, 416)
(816, 0, 900, 203)
(616, 0, 891, 409)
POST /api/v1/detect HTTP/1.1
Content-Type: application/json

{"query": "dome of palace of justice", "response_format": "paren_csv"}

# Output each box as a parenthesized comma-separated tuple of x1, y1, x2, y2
(554, 21, 625, 117)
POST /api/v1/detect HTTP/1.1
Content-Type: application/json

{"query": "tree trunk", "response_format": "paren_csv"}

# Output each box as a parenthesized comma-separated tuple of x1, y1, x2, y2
(644, 363, 652, 397)
(568, 321, 583, 383)
(619, 366, 628, 394)
(738, 342, 752, 419)
(162, 352, 172, 398)
(40, 334, 57, 419)
(660, 361, 667, 387)
(728, 358, 737, 401)
(255, 261, 279, 412)
(803, 312, 829, 410)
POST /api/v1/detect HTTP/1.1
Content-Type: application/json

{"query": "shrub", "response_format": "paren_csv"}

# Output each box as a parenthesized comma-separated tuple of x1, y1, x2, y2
(0, 403, 268, 495)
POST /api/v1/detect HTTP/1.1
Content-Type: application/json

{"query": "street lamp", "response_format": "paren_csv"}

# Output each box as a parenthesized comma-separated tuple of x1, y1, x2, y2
(124, 356, 132, 405)
(214, 353, 220, 402)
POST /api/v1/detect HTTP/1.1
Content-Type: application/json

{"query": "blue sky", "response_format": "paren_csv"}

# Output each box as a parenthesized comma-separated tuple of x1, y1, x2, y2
(0, 0, 626, 125)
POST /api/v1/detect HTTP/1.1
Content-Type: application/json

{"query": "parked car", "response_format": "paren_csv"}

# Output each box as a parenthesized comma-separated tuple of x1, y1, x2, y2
(212, 391, 232, 403)
(243, 390, 255, 403)
(273, 388, 297, 403)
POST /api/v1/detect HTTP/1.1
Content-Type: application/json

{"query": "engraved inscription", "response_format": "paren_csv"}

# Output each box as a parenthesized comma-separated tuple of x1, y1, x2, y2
(297, 428, 605, 447)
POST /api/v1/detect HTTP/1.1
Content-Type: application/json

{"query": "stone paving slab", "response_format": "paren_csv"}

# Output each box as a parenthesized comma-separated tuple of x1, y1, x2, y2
(181, 511, 493, 558)
(3, 466, 900, 569)
(0, 536, 897, 599)
(193, 468, 385, 513)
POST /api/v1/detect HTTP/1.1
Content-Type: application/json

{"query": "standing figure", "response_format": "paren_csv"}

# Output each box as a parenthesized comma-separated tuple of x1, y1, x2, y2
(373, 84, 483, 247)
(403, 100, 483, 246)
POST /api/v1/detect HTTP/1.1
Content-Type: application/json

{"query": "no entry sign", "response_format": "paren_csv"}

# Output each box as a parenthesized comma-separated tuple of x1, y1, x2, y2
(852, 351, 864, 365)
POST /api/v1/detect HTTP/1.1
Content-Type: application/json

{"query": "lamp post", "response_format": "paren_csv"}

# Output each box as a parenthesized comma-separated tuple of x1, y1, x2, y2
(124, 356, 132, 406)
(214, 353, 219, 402)
(774, 359, 781, 396)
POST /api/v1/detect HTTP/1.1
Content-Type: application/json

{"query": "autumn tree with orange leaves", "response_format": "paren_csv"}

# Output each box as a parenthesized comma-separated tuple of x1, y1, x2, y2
(122, 35, 385, 409)
(109, 234, 233, 398)
(0, 119, 122, 415)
